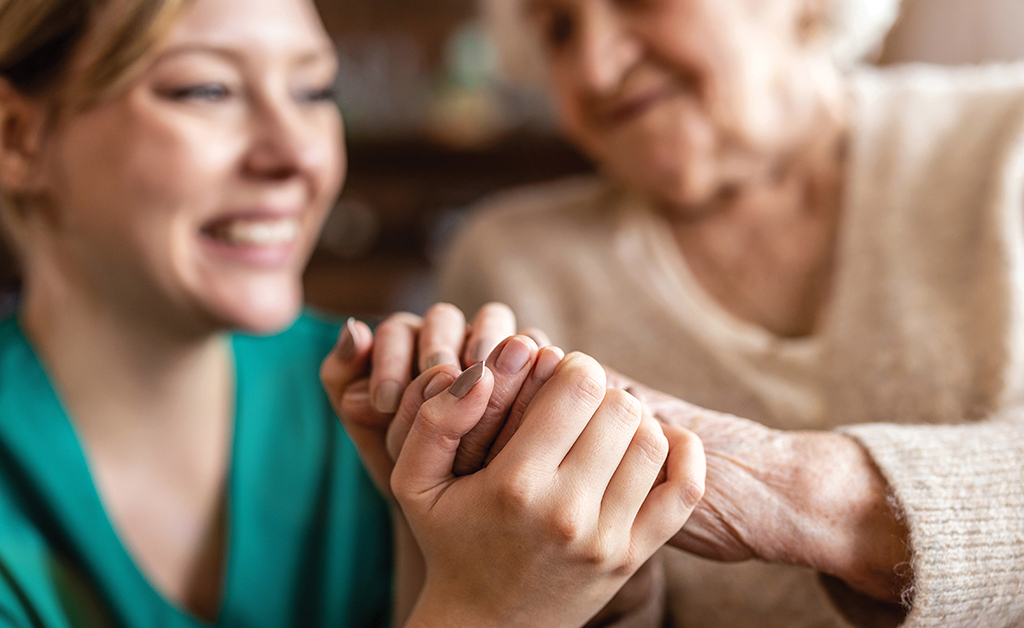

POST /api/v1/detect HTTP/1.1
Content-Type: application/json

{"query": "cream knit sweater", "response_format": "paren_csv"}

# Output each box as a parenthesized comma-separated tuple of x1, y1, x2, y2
(440, 65, 1024, 627)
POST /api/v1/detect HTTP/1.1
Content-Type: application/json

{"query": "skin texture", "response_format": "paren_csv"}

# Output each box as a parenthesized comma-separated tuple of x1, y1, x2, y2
(616, 377, 913, 604)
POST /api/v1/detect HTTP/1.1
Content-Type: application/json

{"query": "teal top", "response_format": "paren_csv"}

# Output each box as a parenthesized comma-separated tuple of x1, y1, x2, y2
(0, 312, 392, 628)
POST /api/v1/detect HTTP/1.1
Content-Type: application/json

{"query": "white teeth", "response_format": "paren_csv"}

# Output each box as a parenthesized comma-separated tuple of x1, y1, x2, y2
(219, 218, 299, 246)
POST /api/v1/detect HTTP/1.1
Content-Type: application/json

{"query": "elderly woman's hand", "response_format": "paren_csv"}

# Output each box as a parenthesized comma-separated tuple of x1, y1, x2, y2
(619, 378, 913, 605)
(320, 302, 537, 498)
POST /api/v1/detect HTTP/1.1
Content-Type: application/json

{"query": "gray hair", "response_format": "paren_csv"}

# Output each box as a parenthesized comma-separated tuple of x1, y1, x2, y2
(482, 0, 902, 85)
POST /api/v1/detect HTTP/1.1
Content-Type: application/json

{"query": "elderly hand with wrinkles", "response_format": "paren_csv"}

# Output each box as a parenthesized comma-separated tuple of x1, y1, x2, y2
(321, 303, 695, 627)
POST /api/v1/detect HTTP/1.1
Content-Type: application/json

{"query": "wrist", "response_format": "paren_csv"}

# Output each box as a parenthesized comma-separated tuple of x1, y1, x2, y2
(405, 585, 516, 628)
(786, 432, 911, 604)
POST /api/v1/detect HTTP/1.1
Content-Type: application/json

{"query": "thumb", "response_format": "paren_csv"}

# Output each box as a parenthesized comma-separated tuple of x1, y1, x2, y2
(391, 361, 493, 505)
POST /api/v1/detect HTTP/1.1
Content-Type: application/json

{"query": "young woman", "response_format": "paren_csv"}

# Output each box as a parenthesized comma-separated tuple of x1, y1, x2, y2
(0, 0, 706, 626)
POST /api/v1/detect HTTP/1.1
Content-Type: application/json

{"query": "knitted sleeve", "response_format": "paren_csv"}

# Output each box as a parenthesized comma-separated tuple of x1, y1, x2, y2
(839, 410, 1024, 627)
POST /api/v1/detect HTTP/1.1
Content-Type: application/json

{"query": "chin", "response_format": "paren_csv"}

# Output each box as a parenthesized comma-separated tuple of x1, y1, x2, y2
(200, 280, 305, 336)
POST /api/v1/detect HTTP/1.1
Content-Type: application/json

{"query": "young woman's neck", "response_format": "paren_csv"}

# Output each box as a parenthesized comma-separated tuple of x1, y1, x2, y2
(18, 263, 232, 442)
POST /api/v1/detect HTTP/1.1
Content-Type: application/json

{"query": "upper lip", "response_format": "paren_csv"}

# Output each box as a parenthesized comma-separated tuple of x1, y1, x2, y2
(601, 88, 675, 126)
(200, 206, 305, 233)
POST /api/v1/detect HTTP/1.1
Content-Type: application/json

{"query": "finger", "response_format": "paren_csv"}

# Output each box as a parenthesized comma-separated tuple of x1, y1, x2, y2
(629, 424, 706, 554)
(370, 312, 422, 414)
(453, 335, 539, 476)
(391, 362, 494, 505)
(386, 364, 462, 462)
(338, 379, 395, 498)
(463, 302, 516, 365)
(320, 318, 373, 412)
(599, 413, 669, 534)
(485, 345, 565, 466)
(497, 352, 606, 474)
(560, 388, 645, 497)
(418, 303, 468, 372)
(519, 327, 551, 348)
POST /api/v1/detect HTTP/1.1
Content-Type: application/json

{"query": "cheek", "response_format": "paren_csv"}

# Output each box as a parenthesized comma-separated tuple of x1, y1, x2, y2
(53, 106, 239, 239)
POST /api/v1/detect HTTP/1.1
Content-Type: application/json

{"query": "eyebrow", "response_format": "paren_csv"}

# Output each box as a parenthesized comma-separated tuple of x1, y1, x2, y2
(151, 43, 337, 68)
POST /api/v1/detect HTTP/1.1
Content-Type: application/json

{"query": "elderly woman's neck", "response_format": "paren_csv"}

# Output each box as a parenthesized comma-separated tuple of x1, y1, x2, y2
(665, 117, 848, 338)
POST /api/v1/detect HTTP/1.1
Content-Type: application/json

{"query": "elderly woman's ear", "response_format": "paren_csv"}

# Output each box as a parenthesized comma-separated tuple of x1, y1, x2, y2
(0, 78, 47, 195)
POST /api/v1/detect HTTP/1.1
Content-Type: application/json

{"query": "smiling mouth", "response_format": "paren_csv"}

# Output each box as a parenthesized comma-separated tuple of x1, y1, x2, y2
(606, 90, 674, 125)
(601, 70, 701, 127)
(203, 216, 301, 247)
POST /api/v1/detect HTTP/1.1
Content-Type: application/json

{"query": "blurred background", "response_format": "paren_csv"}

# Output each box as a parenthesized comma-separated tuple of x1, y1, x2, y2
(3, 0, 1024, 321)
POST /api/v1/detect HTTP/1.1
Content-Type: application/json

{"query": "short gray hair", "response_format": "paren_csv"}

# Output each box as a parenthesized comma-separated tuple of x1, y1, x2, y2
(482, 0, 902, 85)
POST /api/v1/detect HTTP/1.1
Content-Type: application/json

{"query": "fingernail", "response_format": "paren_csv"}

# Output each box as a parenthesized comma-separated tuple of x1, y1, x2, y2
(373, 380, 402, 414)
(471, 338, 494, 364)
(336, 318, 357, 361)
(424, 350, 454, 371)
(424, 372, 455, 399)
(342, 388, 370, 406)
(496, 337, 531, 375)
(534, 346, 564, 381)
(449, 361, 485, 398)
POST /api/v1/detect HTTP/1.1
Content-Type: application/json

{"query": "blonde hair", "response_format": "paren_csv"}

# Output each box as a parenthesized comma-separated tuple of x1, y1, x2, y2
(0, 0, 189, 288)
(482, 0, 902, 86)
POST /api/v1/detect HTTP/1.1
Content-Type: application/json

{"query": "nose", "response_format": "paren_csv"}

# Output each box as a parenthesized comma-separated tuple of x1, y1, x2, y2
(574, 3, 641, 94)
(243, 92, 328, 183)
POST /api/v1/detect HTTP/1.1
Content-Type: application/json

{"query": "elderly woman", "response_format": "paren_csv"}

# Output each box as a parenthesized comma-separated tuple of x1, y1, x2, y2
(0, 0, 707, 625)
(441, 0, 1024, 626)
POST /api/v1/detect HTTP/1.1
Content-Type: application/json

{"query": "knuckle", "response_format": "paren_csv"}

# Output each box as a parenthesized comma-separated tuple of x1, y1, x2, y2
(679, 476, 706, 510)
(560, 353, 607, 406)
(494, 468, 541, 512)
(548, 503, 588, 545)
(603, 389, 644, 423)
(634, 419, 669, 467)
(415, 402, 462, 444)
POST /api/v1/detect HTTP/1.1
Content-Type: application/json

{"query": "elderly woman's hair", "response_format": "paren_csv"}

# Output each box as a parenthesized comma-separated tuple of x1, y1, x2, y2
(0, 0, 189, 290)
(483, 0, 902, 85)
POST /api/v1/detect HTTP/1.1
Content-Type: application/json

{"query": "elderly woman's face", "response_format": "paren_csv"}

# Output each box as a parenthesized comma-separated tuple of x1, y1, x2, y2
(30, 0, 342, 333)
(529, 0, 835, 210)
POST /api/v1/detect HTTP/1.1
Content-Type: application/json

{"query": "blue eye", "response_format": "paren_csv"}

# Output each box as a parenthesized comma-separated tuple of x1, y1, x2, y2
(165, 83, 232, 102)
(297, 86, 335, 104)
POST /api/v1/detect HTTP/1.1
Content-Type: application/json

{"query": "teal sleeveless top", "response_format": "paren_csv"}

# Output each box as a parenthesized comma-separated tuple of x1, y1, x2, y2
(0, 312, 391, 627)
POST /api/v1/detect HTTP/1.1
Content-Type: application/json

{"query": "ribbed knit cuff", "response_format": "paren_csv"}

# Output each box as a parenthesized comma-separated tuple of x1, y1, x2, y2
(839, 421, 1024, 628)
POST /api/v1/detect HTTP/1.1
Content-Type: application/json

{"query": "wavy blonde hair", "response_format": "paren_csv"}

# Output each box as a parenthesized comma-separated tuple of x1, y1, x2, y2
(482, 0, 902, 85)
(0, 0, 190, 288)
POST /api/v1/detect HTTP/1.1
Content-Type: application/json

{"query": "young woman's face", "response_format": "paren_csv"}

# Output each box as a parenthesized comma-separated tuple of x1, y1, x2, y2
(33, 0, 343, 334)
(528, 0, 838, 211)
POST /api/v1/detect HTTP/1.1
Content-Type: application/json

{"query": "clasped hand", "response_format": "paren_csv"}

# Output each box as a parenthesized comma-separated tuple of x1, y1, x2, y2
(321, 304, 706, 628)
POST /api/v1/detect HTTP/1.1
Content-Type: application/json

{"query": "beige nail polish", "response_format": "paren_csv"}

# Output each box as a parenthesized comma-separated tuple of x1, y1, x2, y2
(423, 372, 455, 399)
(373, 380, 402, 414)
(449, 361, 485, 398)
(336, 317, 357, 361)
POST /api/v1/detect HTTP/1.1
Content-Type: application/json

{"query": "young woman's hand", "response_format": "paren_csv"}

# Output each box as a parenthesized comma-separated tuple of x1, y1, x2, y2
(395, 353, 706, 628)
